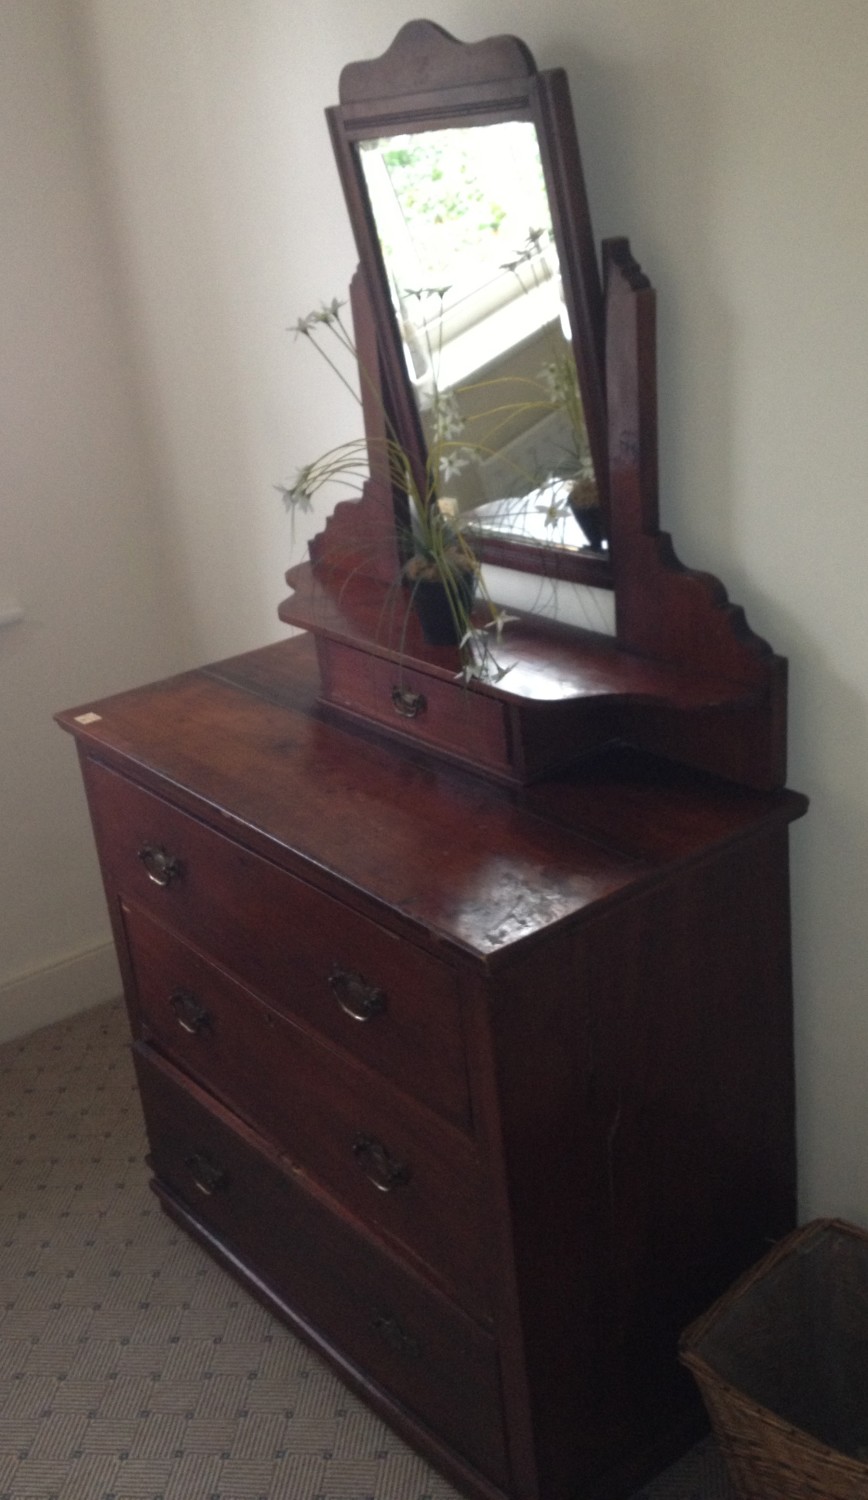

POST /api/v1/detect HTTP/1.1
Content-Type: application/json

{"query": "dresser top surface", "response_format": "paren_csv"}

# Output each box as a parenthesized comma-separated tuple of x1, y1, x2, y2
(57, 637, 806, 965)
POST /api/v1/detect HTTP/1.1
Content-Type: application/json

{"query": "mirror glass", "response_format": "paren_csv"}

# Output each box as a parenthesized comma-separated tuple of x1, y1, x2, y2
(356, 120, 606, 556)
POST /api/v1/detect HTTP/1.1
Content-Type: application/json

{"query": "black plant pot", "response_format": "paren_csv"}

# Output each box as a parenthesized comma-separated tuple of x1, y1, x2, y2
(409, 569, 476, 646)
(569, 500, 606, 552)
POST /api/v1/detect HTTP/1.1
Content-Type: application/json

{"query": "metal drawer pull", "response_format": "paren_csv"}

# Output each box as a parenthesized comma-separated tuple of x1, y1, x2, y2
(391, 685, 426, 719)
(184, 1153, 227, 1196)
(372, 1312, 421, 1358)
(138, 844, 182, 888)
(352, 1133, 410, 1193)
(169, 989, 211, 1035)
(328, 965, 387, 1023)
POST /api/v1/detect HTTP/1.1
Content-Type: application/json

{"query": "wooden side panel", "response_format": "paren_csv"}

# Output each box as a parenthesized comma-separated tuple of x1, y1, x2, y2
(604, 238, 788, 788)
(490, 823, 797, 1498)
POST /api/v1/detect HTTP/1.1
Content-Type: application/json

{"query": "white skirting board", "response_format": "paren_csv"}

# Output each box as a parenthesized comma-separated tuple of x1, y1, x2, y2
(0, 942, 122, 1044)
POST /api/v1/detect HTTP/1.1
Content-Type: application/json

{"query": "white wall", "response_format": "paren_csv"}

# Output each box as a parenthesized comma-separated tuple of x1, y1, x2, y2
(0, 2, 188, 1038)
(3, 0, 867, 1222)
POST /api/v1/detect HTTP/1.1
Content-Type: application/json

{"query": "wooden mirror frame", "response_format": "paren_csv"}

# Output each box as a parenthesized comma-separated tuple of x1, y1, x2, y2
(327, 19, 612, 588)
(280, 23, 788, 795)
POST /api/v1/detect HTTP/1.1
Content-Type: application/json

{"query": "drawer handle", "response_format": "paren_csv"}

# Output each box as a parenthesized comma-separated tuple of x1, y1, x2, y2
(328, 966, 387, 1023)
(138, 844, 183, 888)
(169, 989, 211, 1035)
(352, 1133, 410, 1193)
(184, 1152, 227, 1196)
(372, 1312, 421, 1359)
(391, 685, 427, 719)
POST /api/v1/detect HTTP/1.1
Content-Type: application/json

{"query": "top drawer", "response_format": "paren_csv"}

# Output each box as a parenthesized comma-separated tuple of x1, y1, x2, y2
(84, 759, 472, 1131)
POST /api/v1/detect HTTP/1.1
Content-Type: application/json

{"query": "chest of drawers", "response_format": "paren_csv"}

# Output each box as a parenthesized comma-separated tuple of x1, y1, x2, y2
(58, 636, 806, 1500)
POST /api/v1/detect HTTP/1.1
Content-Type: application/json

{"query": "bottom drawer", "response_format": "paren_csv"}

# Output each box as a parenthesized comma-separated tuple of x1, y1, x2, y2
(133, 1045, 509, 1489)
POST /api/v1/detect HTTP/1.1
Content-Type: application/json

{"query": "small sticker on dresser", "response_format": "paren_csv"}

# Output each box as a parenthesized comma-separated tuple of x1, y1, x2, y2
(73, 712, 102, 725)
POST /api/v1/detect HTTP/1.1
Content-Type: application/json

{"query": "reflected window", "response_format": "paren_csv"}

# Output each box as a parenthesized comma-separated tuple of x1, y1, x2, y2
(357, 121, 604, 550)
(359, 124, 562, 389)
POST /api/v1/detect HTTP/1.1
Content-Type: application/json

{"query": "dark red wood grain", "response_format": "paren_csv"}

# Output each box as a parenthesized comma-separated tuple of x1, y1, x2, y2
(57, 633, 805, 1500)
(55, 16, 807, 1493)
(326, 21, 610, 583)
(281, 248, 788, 789)
(135, 1046, 510, 1490)
(121, 900, 489, 1314)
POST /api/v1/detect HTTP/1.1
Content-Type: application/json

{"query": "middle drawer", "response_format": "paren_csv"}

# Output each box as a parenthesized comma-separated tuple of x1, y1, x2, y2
(122, 901, 491, 1318)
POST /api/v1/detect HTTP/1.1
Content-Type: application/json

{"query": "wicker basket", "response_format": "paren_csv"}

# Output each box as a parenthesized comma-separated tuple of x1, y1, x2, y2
(679, 1219, 868, 1499)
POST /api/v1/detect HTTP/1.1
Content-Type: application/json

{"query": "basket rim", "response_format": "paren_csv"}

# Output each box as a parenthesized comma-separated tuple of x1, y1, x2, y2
(679, 1216, 868, 1482)
(678, 1217, 868, 1354)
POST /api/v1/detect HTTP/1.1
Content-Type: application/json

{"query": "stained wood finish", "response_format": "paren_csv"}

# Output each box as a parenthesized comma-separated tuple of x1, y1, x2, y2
(55, 27, 805, 1495)
(319, 638, 514, 775)
(122, 902, 489, 1314)
(281, 249, 788, 790)
(57, 637, 806, 1500)
(604, 239, 788, 788)
(490, 826, 798, 1498)
(85, 757, 472, 1127)
(280, 560, 781, 786)
(134, 1046, 510, 1489)
(327, 21, 610, 573)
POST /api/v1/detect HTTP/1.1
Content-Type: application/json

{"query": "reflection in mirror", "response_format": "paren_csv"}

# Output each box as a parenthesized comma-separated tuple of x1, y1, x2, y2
(357, 121, 605, 556)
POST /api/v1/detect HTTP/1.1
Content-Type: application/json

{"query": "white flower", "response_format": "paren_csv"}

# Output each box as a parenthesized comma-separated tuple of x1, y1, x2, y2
(536, 498, 570, 527)
(439, 451, 470, 482)
(432, 390, 466, 443)
(484, 609, 520, 641)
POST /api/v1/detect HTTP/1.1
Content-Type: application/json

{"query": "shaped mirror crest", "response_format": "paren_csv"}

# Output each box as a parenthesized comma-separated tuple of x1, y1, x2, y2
(356, 121, 604, 556)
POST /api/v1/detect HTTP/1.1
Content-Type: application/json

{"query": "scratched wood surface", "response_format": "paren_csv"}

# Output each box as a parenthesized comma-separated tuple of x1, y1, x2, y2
(57, 635, 804, 1499)
(57, 637, 804, 967)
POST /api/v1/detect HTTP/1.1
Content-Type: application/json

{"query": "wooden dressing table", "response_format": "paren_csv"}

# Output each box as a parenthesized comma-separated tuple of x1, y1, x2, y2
(58, 23, 806, 1500)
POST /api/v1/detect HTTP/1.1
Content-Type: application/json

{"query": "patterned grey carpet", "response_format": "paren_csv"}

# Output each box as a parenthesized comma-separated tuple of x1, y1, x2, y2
(0, 1001, 736, 1500)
